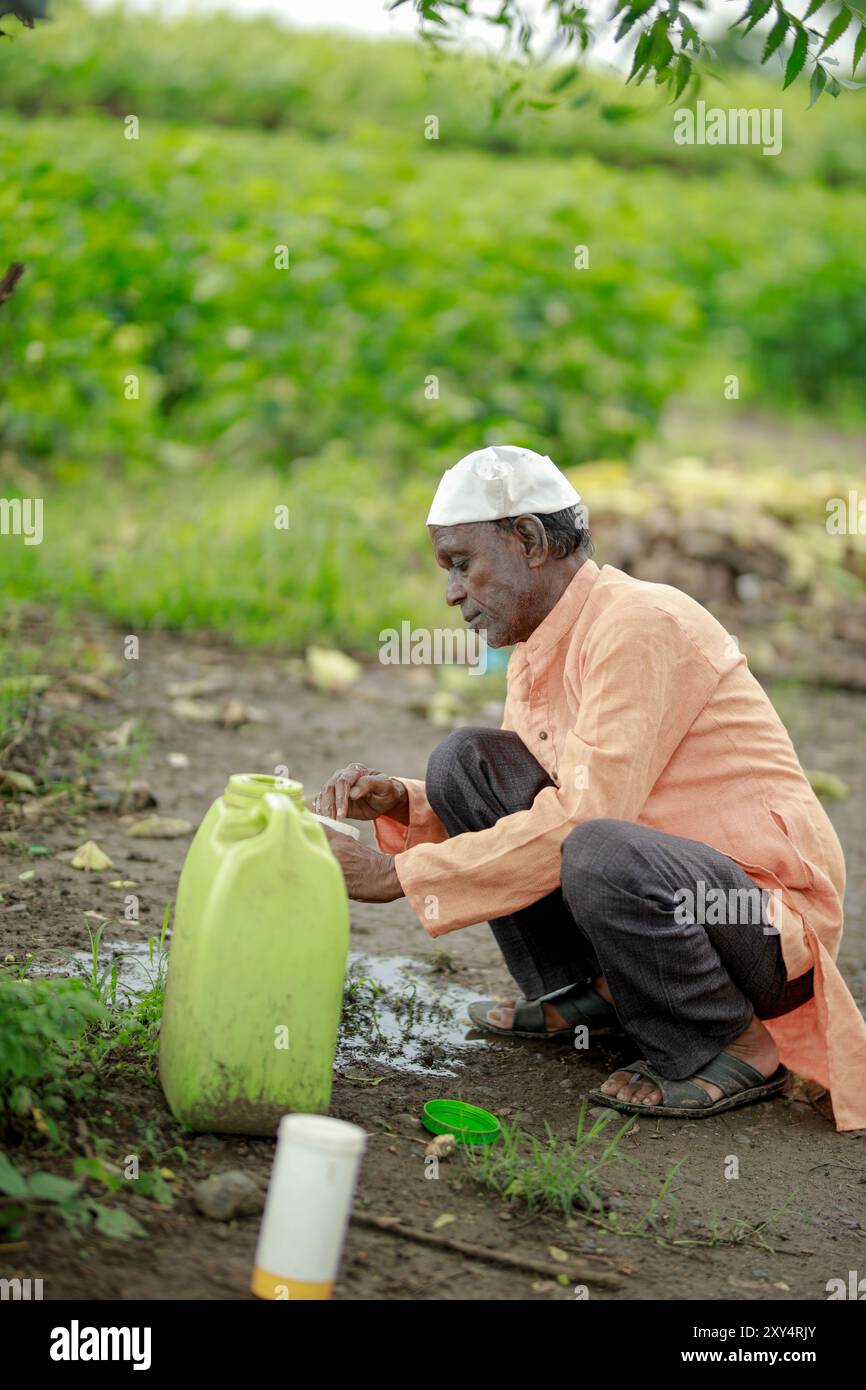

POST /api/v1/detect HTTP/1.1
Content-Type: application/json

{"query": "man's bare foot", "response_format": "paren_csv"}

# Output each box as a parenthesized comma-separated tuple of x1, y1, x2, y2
(485, 976, 613, 1032)
(598, 1015, 779, 1107)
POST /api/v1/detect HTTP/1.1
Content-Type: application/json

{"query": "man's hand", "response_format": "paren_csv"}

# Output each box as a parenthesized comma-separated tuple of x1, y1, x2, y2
(315, 762, 410, 825)
(322, 826, 403, 902)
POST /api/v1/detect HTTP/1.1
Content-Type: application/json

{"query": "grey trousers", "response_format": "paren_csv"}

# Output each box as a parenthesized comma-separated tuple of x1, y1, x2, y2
(425, 726, 814, 1079)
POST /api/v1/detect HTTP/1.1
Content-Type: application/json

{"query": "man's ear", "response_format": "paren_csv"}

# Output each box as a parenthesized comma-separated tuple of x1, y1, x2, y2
(511, 514, 548, 567)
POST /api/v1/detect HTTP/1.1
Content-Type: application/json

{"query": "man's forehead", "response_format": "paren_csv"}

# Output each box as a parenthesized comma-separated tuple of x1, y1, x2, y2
(429, 522, 489, 555)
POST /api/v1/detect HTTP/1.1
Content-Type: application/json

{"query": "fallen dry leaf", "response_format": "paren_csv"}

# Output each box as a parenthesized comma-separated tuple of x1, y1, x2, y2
(70, 840, 113, 871)
(103, 718, 137, 748)
(17, 869, 35, 882)
(109, 879, 139, 888)
(22, 791, 69, 820)
(220, 698, 250, 728)
(424, 1134, 456, 1160)
(127, 816, 193, 839)
(43, 690, 81, 710)
(65, 673, 113, 700)
(167, 752, 189, 769)
(432, 1213, 456, 1230)
(171, 697, 219, 723)
(305, 646, 362, 695)
(0, 770, 37, 795)
(786, 1072, 829, 1106)
(167, 674, 228, 699)
(548, 1245, 569, 1263)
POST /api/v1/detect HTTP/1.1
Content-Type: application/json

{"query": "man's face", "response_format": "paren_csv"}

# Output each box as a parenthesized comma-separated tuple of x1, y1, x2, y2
(429, 520, 542, 647)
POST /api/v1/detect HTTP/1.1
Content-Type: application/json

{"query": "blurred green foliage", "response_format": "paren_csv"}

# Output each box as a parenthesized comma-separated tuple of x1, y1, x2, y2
(1, 5, 864, 649)
(2, 102, 864, 484)
(3, 4, 866, 181)
(0, 110, 709, 474)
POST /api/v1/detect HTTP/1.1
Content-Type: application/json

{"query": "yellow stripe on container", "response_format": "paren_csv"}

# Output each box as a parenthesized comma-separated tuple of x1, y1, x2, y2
(250, 1266, 334, 1301)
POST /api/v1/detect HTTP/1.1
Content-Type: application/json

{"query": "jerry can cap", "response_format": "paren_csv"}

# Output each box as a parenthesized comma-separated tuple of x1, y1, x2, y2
(421, 1099, 500, 1146)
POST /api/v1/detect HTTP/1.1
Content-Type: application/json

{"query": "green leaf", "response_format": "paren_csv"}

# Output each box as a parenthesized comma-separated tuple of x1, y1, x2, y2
(27, 1172, 82, 1203)
(627, 28, 653, 80)
(91, 1203, 146, 1240)
(0, 1152, 28, 1198)
(549, 64, 580, 93)
(647, 15, 675, 69)
(803, 0, 826, 15)
(809, 61, 828, 103)
(72, 1156, 121, 1190)
(599, 103, 642, 121)
(673, 53, 693, 97)
(616, 8, 648, 42)
(740, 0, 774, 34)
(679, 14, 701, 50)
(818, 4, 852, 50)
(762, 11, 790, 60)
(783, 25, 809, 85)
(853, 21, 866, 69)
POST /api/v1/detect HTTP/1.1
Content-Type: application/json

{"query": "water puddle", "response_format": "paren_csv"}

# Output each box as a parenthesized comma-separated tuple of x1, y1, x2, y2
(338, 952, 484, 1078)
(33, 941, 484, 1078)
(31, 938, 166, 1006)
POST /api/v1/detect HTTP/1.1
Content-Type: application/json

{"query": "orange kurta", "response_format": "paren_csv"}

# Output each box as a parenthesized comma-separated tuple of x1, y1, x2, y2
(375, 559, 866, 1132)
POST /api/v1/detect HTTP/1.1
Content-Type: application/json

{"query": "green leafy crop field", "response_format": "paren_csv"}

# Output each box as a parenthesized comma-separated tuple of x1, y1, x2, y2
(1, 5, 864, 646)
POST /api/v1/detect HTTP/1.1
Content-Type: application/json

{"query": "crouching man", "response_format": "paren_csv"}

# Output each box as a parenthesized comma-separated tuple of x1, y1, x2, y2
(315, 445, 866, 1129)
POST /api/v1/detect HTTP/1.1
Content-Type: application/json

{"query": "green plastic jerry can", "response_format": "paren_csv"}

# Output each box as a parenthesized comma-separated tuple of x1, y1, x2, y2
(159, 774, 349, 1135)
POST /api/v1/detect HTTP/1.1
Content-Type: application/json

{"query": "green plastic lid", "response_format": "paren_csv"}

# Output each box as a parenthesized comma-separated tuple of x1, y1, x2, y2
(421, 1099, 500, 1147)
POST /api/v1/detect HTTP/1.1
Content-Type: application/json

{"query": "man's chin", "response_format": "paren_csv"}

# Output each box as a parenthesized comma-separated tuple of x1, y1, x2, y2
(474, 626, 506, 648)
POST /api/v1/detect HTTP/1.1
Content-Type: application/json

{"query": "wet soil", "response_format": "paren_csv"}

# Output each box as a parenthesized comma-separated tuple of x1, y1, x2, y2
(1, 619, 864, 1301)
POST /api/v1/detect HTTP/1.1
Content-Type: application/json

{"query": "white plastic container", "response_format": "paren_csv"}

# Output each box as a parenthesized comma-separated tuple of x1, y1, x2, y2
(251, 1114, 367, 1300)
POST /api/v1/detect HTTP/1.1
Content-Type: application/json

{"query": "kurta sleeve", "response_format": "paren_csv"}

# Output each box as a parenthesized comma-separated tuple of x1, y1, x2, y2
(373, 777, 450, 855)
(394, 607, 721, 937)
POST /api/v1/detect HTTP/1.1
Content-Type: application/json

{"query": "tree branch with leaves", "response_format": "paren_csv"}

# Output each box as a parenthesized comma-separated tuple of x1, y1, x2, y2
(393, 0, 866, 104)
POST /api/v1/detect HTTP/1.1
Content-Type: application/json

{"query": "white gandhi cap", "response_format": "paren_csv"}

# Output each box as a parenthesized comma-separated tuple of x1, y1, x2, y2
(426, 444, 581, 527)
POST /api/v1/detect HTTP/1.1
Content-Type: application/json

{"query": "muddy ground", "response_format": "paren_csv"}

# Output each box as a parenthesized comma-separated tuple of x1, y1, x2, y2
(1, 617, 864, 1302)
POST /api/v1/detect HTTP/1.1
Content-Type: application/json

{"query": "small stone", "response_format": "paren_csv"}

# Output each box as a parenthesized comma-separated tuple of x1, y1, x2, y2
(751, 1267, 769, 1281)
(126, 780, 158, 811)
(516, 1110, 534, 1124)
(395, 1112, 422, 1131)
(193, 1170, 264, 1222)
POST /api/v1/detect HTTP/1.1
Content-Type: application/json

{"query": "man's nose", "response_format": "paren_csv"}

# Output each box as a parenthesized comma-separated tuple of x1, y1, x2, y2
(446, 575, 466, 607)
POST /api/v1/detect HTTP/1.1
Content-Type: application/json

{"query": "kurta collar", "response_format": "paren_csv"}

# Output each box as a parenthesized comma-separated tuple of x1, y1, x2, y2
(521, 558, 600, 662)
